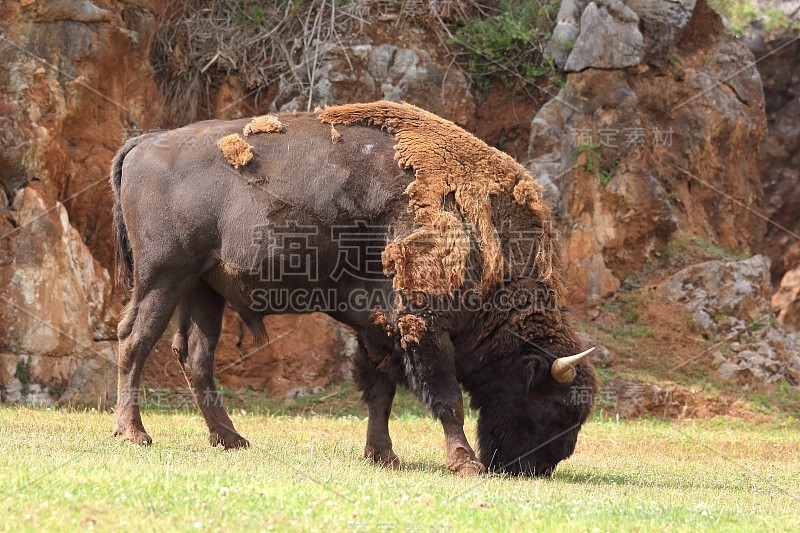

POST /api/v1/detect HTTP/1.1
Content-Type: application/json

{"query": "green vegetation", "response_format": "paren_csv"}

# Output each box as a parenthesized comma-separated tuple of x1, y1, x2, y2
(660, 232, 691, 265)
(658, 232, 750, 269)
(571, 142, 614, 185)
(134, 381, 438, 420)
(748, 379, 800, 416)
(597, 294, 654, 343)
(1, 406, 798, 531)
(695, 236, 749, 261)
(449, 0, 560, 94)
(154, 0, 563, 122)
(711, 0, 799, 35)
(14, 359, 31, 396)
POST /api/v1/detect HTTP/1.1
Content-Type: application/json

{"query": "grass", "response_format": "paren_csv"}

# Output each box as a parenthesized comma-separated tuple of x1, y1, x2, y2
(711, 0, 799, 36)
(2, 405, 799, 531)
(597, 294, 654, 344)
(748, 380, 800, 416)
(449, 0, 559, 95)
(657, 231, 750, 270)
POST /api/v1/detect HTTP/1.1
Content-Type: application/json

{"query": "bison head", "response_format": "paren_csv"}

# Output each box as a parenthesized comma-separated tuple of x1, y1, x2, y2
(469, 348, 598, 476)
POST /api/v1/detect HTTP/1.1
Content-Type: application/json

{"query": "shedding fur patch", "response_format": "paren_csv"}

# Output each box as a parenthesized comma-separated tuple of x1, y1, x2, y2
(382, 211, 469, 302)
(330, 124, 342, 143)
(370, 308, 394, 337)
(397, 314, 427, 349)
(319, 101, 555, 296)
(243, 115, 285, 137)
(217, 134, 253, 169)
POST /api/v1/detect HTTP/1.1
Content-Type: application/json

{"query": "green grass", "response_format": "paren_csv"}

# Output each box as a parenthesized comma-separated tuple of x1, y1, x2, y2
(1, 406, 799, 531)
(711, 0, 799, 35)
(450, 0, 559, 94)
(694, 236, 749, 261)
(657, 232, 750, 270)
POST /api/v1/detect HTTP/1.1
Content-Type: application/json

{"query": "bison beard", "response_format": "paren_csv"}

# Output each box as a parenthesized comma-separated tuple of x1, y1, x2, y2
(108, 101, 598, 476)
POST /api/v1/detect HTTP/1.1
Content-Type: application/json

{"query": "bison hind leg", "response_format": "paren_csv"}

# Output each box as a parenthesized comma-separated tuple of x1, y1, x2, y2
(175, 281, 250, 450)
(114, 279, 191, 445)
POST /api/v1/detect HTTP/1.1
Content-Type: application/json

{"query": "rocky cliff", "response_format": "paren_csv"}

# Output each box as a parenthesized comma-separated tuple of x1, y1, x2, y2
(531, 0, 767, 305)
(1, 0, 797, 413)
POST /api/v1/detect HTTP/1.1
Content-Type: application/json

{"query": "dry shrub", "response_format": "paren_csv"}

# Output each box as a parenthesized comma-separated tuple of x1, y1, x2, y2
(152, 0, 362, 124)
(151, 0, 527, 125)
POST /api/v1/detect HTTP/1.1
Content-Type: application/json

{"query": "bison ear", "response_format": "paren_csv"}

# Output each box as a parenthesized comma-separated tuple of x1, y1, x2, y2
(524, 354, 550, 391)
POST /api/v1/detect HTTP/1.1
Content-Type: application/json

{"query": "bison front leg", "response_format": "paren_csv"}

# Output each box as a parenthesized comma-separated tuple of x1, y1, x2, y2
(354, 345, 400, 468)
(400, 317, 485, 476)
(173, 281, 249, 450)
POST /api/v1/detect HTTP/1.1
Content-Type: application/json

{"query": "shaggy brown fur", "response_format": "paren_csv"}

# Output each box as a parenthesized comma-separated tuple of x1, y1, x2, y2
(397, 314, 427, 349)
(319, 101, 554, 296)
(370, 308, 395, 337)
(243, 115, 285, 137)
(513, 178, 555, 282)
(330, 125, 342, 143)
(382, 211, 469, 301)
(217, 134, 254, 169)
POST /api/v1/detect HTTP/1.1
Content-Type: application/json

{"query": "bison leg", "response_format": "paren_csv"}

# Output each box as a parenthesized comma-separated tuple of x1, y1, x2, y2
(173, 281, 249, 450)
(114, 282, 186, 445)
(354, 345, 400, 468)
(404, 326, 486, 476)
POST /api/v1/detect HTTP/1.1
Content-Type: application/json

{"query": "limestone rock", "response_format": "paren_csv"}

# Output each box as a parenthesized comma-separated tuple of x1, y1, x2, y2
(658, 256, 772, 323)
(59, 342, 118, 408)
(24, 0, 113, 23)
(631, 0, 697, 61)
(216, 312, 358, 400)
(529, 0, 766, 306)
(657, 255, 800, 385)
(0, 187, 119, 404)
(751, 35, 800, 283)
(773, 267, 800, 331)
(547, 0, 586, 68)
(0, 0, 164, 269)
(563, 0, 643, 71)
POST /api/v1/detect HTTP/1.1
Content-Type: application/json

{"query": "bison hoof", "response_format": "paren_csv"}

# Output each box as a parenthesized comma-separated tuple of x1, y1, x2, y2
(364, 445, 401, 469)
(209, 432, 250, 450)
(113, 427, 153, 446)
(454, 460, 486, 477)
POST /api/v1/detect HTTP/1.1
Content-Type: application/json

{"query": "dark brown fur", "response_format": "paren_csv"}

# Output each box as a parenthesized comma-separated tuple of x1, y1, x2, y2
(109, 104, 597, 476)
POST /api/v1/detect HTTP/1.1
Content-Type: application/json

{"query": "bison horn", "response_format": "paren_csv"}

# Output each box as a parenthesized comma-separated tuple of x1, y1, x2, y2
(550, 347, 595, 384)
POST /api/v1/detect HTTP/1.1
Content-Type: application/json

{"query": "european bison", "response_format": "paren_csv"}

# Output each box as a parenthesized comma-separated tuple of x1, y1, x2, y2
(110, 101, 597, 476)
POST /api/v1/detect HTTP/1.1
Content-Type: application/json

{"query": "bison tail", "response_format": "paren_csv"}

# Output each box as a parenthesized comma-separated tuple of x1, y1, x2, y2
(109, 134, 150, 294)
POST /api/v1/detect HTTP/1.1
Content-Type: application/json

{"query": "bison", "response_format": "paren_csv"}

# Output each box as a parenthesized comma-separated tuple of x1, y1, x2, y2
(110, 101, 598, 476)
